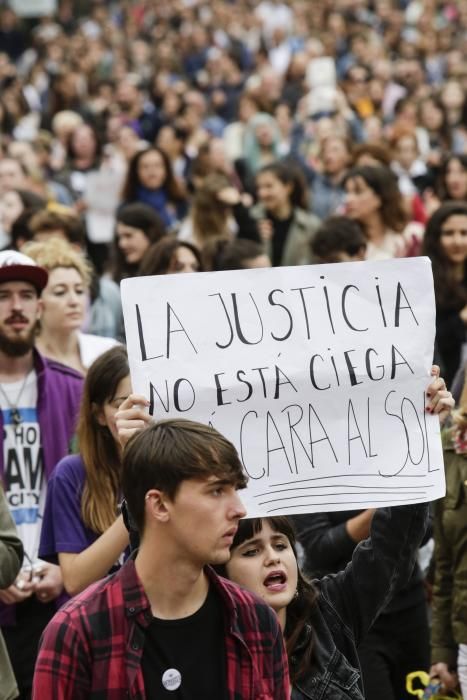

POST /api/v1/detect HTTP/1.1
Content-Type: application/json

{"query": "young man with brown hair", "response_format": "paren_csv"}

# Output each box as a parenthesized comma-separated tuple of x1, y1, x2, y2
(33, 417, 290, 699)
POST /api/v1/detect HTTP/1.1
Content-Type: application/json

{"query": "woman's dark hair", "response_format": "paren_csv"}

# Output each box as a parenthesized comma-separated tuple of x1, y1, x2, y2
(66, 122, 102, 163)
(216, 516, 318, 684)
(352, 142, 392, 168)
(418, 95, 452, 151)
(77, 346, 129, 535)
(8, 190, 46, 249)
(436, 154, 467, 202)
(113, 203, 167, 282)
(121, 146, 185, 203)
(311, 216, 367, 261)
(343, 165, 408, 232)
(257, 161, 308, 210)
(422, 201, 467, 309)
(203, 238, 268, 271)
(138, 238, 203, 276)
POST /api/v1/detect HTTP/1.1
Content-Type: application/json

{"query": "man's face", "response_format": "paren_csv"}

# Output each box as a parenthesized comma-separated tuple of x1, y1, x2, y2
(162, 477, 246, 567)
(0, 158, 26, 194)
(0, 281, 40, 357)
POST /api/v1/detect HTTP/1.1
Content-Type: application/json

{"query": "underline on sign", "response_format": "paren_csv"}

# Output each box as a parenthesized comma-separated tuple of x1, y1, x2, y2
(255, 483, 435, 498)
(269, 473, 437, 488)
(258, 491, 426, 506)
(264, 496, 428, 513)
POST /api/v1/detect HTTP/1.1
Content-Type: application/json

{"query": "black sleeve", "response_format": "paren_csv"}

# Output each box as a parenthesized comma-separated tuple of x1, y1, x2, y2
(316, 503, 429, 646)
(292, 512, 357, 576)
(233, 203, 260, 242)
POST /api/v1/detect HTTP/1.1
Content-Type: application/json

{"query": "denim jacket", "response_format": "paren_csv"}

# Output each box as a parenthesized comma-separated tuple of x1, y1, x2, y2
(292, 503, 429, 700)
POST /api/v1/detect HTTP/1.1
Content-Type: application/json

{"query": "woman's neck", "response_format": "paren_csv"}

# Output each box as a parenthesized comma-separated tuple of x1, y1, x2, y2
(269, 201, 293, 220)
(36, 329, 84, 374)
(277, 606, 287, 632)
(361, 213, 386, 243)
(74, 156, 94, 170)
(452, 262, 465, 282)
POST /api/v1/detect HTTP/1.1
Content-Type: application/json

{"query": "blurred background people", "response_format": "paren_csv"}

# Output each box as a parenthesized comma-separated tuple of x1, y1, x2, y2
(23, 238, 118, 374)
(422, 202, 467, 388)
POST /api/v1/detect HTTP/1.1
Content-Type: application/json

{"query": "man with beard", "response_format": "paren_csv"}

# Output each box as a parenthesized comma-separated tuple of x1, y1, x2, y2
(0, 250, 83, 700)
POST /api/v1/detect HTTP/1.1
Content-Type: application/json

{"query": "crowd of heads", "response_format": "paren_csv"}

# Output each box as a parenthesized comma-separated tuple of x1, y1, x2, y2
(0, 1, 463, 286)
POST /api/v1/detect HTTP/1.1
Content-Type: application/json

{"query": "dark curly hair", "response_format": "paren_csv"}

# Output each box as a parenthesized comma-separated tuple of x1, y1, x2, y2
(343, 165, 408, 233)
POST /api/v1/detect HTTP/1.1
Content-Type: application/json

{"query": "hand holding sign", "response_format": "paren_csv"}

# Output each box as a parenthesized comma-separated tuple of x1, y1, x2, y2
(425, 365, 453, 424)
(116, 394, 151, 450)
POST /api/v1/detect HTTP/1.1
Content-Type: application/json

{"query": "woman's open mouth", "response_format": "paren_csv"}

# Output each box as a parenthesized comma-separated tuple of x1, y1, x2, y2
(263, 570, 287, 592)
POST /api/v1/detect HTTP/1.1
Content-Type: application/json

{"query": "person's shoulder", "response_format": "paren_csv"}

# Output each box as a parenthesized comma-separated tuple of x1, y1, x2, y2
(294, 207, 321, 229)
(42, 357, 84, 383)
(98, 276, 121, 300)
(79, 333, 120, 353)
(52, 568, 122, 625)
(50, 454, 85, 484)
(217, 574, 280, 629)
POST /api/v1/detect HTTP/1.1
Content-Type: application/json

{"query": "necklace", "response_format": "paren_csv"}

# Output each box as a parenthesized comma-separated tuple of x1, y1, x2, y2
(0, 372, 32, 426)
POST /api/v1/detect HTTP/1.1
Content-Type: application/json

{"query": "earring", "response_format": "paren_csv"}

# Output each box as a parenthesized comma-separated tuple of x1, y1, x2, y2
(294, 589, 299, 599)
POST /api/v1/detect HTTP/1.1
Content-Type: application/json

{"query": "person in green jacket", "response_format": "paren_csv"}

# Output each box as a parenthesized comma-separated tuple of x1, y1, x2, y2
(0, 485, 23, 700)
(431, 373, 467, 699)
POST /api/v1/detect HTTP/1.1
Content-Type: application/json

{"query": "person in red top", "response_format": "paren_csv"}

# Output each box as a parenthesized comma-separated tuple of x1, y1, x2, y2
(32, 416, 290, 700)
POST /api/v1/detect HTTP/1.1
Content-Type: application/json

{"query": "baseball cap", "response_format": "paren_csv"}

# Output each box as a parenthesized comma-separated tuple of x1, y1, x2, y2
(0, 250, 48, 293)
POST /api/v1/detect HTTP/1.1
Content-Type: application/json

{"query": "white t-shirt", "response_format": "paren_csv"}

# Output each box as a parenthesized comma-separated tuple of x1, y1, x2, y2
(1, 370, 44, 564)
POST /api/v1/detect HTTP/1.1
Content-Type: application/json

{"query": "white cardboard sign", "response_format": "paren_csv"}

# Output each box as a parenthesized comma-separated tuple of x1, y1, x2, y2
(121, 257, 445, 517)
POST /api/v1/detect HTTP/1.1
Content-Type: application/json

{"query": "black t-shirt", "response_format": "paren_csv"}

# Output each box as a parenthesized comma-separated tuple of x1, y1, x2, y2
(141, 585, 228, 699)
(270, 212, 294, 266)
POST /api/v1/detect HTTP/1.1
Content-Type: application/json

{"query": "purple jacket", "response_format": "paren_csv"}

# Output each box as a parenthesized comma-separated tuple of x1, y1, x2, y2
(0, 350, 83, 481)
(0, 350, 83, 625)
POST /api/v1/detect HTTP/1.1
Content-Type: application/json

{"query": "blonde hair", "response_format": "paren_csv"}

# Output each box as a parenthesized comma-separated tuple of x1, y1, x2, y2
(22, 238, 92, 287)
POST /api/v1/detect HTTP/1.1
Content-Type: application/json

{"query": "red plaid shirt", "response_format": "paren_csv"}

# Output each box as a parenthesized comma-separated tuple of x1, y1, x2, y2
(33, 558, 290, 699)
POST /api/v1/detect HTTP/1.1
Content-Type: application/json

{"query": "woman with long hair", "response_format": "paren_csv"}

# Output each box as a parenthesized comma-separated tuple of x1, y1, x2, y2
(23, 237, 119, 373)
(178, 173, 247, 248)
(343, 165, 424, 260)
(113, 202, 166, 282)
(422, 201, 467, 386)
(436, 154, 467, 204)
(120, 146, 187, 231)
(249, 161, 321, 266)
(38, 347, 150, 596)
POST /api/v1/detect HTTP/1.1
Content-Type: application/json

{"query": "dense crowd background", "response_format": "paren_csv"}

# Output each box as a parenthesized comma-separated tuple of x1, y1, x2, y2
(0, 1, 466, 699)
(0, 0, 465, 375)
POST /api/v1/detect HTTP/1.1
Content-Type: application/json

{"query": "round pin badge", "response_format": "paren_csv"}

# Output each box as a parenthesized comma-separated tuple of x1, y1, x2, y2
(162, 668, 182, 691)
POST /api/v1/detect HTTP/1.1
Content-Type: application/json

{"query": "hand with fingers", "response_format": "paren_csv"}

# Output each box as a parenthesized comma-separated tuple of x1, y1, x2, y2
(34, 563, 63, 604)
(430, 663, 459, 692)
(0, 570, 34, 604)
(115, 393, 152, 450)
(426, 365, 454, 425)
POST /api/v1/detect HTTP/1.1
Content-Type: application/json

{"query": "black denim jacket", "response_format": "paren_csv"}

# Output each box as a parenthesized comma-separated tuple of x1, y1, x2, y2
(291, 503, 429, 700)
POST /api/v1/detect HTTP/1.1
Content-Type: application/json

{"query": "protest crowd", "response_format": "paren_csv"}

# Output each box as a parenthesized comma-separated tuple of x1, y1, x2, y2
(0, 0, 466, 698)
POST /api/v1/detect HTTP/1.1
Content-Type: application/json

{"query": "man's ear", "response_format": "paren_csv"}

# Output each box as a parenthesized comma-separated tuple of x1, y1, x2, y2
(144, 489, 170, 524)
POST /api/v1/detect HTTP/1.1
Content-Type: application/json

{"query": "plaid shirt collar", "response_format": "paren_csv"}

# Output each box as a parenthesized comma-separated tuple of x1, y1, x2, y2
(119, 555, 239, 629)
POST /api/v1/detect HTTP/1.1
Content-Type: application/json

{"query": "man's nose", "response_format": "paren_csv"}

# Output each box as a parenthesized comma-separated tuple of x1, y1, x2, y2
(11, 294, 24, 309)
(231, 491, 247, 520)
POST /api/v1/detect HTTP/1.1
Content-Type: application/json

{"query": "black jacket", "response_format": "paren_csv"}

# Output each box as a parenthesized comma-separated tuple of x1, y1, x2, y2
(293, 508, 432, 615)
(292, 504, 429, 699)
